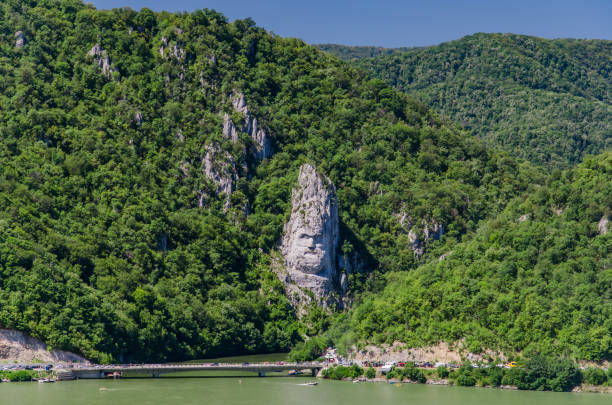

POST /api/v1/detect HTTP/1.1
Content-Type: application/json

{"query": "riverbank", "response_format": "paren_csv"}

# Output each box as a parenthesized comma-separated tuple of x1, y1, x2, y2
(329, 371, 612, 394)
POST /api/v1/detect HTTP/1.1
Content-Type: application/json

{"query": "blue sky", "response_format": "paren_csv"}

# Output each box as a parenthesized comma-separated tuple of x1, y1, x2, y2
(90, 0, 612, 47)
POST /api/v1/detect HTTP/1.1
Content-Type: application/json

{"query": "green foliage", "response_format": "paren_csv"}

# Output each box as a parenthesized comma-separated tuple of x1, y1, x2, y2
(322, 364, 363, 380)
(347, 152, 612, 360)
(365, 366, 376, 379)
(582, 367, 608, 386)
(315, 44, 412, 61)
(456, 373, 476, 387)
(394, 362, 426, 383)
(288, 336, 330, 362)
(436, 365, 449, 378)
(0, 1, 541, 363)
(8, 370, 33, 382)
(322, 34, 612, 169)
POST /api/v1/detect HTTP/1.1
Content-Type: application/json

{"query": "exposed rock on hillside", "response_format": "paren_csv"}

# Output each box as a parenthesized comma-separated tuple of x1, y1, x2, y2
(0, 329, 88, 364)
(224, 93, 272, 161)
(87, 44, 115, 78)
(223, 113, 239, 142)
(599, 215, 609, 235)
(202, 143, 238, 211)
(398, 210, 445, 257)
(159, 37, 186, 61)
(14, 31, 24, 48)
(281, 164, 340, 302)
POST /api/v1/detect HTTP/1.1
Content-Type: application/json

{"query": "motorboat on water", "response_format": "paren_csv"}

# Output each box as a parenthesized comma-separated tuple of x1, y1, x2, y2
(298, 381, 318, 386)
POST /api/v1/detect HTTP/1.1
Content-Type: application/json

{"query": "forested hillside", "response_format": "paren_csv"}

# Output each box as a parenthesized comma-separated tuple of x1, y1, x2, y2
(343, 152, 611, 360)
(319, 34, 612, 169)
(315, 44, 412, 60)
(0, 1, 542, 362)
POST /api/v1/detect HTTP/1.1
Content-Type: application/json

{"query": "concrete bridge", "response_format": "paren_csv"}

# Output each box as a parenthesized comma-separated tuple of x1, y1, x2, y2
(60, 362, 324, 379)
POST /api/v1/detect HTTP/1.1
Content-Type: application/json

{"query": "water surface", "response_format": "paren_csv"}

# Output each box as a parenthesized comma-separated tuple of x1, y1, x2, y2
(2, 377, 610, 405)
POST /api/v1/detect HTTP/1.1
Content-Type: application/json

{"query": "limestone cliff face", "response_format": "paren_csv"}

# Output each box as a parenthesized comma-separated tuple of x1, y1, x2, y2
(599, 214, 610, 235)
(281, 164, 340, 301)
(398, 210, 445, 257)
(87, 44, 115, 78)
(224, 93, 272, 161)
(202, 143, 237, 211)
(15, 31, 24, 48)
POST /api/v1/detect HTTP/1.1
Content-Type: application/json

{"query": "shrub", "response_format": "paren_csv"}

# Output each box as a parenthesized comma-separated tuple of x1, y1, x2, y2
(8, 370, 32, 382)
(437, 365, 449, 378)
(366, 367, 376, 379)
(288, 337, 331, 362)
(322, 364, 364, 380)
(582, 368, 607, 386)
(401, 362, 427, 383)
(456, 374, 476, 386)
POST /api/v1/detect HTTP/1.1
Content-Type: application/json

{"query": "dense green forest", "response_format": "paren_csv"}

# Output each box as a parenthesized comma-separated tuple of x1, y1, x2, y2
(340, 152, 611, 360)
(319, 34, 612, 169)
(0, 0, 542, 362)
(0, 1, 609, 365)
(315, 44, 413, 60)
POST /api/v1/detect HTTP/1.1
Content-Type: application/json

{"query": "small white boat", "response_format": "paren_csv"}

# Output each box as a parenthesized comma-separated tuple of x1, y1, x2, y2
(299, 381, 318, 386)
(38, 378, 55, 383)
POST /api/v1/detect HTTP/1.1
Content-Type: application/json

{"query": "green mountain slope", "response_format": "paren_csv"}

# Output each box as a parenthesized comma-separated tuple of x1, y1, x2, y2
(315, 44, 413, 60)
(0, 1, 539, 362)
(345, 151, 612, 360)
(320, 34, 612, 169)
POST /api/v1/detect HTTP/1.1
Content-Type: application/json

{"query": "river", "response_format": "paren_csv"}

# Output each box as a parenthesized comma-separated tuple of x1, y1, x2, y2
(2, 376, 611, 405)
(1, 354, 610, 405)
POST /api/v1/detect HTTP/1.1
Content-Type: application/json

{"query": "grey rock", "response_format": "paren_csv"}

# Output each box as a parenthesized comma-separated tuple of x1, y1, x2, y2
(179, 161, 190, 177)
(202, 143, 238, 211)
(14, 31, 24, 48)
(134, 112, 144, 125)
(398, 209, 444, 257)
(281, 164, 339, 301)
(223, 113, 239, 142)
(226, 92, 273, 161)
(87, 44, 115, 78)
(598, 215, 609, 235)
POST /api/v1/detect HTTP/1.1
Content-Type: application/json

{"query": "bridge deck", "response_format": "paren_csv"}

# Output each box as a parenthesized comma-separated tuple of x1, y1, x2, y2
(65, 362, 324, 378)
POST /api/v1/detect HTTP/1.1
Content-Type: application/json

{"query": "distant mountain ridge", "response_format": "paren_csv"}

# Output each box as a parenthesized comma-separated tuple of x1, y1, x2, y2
(317, 33, 612, 169)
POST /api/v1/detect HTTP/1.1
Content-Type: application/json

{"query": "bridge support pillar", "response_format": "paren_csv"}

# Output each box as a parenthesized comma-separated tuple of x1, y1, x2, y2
(258, 371, 266, 377)
(99, 371, 105, 379)
(153, 370, 160, 378)
(311, 369, 317, 377)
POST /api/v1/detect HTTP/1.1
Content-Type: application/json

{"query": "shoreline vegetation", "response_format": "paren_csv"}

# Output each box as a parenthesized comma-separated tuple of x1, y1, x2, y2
(320, 358, 612, 393)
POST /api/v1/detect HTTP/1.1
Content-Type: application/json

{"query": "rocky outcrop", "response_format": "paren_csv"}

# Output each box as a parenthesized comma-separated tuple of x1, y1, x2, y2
(202, 143, 237, 211)
(0, 329, 88, 364)
(397, 210, 445, 257)
(159, 37, 185, 61)
(281, 164, 340, 302)
(87, 44, 115, 78)
(599, 215, 609, 235)
(224, 93, 272, 161)
(223, 113, 239, 142)
(14, 31, 25, 48)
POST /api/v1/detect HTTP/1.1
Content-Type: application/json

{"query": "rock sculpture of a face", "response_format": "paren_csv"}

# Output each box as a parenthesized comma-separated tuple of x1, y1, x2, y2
(281, 164, 339, 300)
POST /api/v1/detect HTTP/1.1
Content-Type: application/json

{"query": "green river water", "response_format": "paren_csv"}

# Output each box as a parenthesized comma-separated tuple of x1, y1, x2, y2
(2, 376, 612, 405)
(1, 354, 611, 405)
